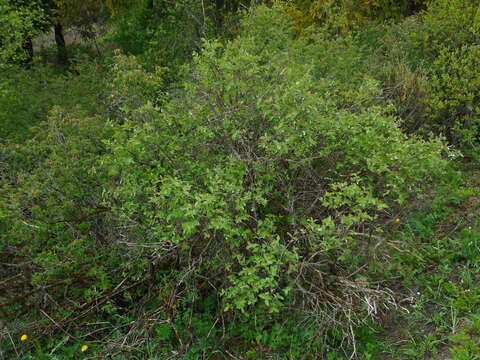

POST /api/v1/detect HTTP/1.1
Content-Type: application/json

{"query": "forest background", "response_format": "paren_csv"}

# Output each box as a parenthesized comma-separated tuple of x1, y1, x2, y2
(1, 0, 480, 359)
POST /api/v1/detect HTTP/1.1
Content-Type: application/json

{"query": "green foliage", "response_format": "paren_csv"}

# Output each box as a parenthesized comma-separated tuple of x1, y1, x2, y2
(1, 61, 117, 358)
(422, 0, 480, 49)
(0, 53, 170, 359)
(106, 0, 216, 79)
(427, 44, 480, 146)
(0, 105, 113, 303)
(450, 315, 480, 360)
(52, 0, 108, 28)
(0, 0, 46, 66)
(340, 0, 480, 148)
(3, 1, 480, 359)
(419, 0, 480, 146)
(282, 0, 427, 32)
(0, 60, 107, 142)
(103, 5, 448, 345)
(368, 166, 480, 359)
(107, 52, 165, 114)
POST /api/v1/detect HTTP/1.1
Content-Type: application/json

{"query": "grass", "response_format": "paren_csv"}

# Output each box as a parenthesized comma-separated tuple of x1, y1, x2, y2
(365, 162, 480, 359)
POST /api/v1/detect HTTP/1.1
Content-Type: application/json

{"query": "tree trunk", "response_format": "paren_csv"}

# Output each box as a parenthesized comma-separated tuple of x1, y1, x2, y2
(54, 23, 68, 65)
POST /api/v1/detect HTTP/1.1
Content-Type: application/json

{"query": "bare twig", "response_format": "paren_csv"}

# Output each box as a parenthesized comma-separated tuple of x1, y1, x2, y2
(40, 309, 78, 342)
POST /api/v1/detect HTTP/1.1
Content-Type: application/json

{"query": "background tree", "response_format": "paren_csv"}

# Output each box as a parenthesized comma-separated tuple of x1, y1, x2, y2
(282, 0, 427, 32)
(0, 0, 46, 66)
(45, 0, 109, 64)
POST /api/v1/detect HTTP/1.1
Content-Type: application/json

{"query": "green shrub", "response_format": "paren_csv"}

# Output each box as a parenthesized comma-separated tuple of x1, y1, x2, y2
(0, 5, 462, 358)
(427, 44, 480, 146)
(0, 106, 115, 306)
(103, 5, 450, 349)
(420, 0, 480, 146)
(0, 53, 169, 359)
(282, 0, 427, 33)
(350, 0, 480, 148)
(0, 0, 46, 67)
(422, 0, 480, 49)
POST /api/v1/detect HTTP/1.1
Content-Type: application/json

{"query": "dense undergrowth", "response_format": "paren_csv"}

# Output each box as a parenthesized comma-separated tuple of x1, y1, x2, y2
(1, 0, 480, 359)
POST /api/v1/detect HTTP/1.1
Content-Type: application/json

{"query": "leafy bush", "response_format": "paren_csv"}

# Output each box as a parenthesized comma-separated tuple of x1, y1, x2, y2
(1, 4, 468, 359)
(281, 0, 427, 33)
(0, 53, 166, 359)
(102, 5, 449, 350)
(427, 44, 480, 146)
(420, 0, 480, 147)
(422, 0, 480, 49)
(347, 0, 480, 147)
(0, 0, 46, 67)
(0, 106, 114, 310)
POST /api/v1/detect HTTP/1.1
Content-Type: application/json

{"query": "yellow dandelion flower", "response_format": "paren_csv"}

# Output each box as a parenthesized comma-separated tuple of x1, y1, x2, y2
(20, 334, 28, 342)
(394, 218, 401, 223)
(81, 345, 88, 352)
